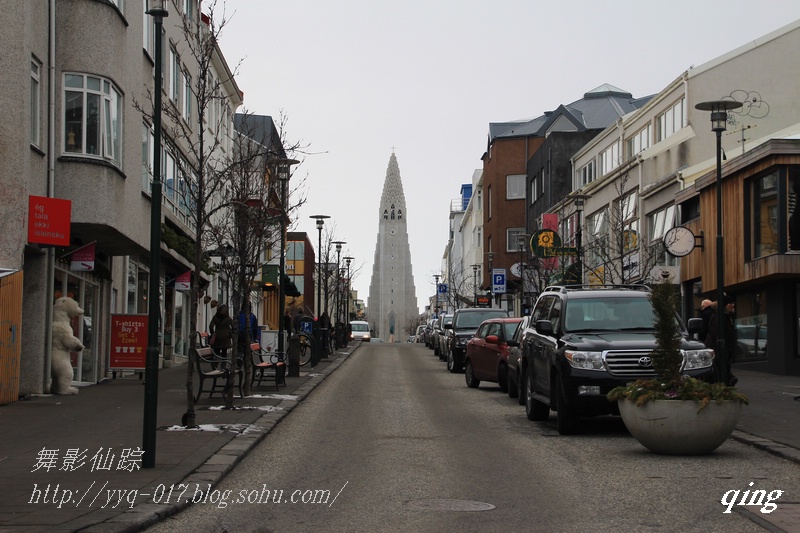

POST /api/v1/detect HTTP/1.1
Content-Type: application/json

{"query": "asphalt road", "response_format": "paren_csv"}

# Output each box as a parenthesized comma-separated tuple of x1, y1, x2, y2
(146, 342, 799, 532)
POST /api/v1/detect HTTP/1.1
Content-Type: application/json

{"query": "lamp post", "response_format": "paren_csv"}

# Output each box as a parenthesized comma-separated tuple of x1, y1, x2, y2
(574, 194, 587, 285)
(143, 0, 168, 470)
(487, 252, 495, 308)
(275, 158, 298, 370)
(695, 99, 742, 386)
(471, 264, 480, 306)
(433, 274, 440, 317)
(343, 256, 354, 325)
(309, 215, 330, 365)
(517, 234, 529, 314)
(332, 240, 346, 347)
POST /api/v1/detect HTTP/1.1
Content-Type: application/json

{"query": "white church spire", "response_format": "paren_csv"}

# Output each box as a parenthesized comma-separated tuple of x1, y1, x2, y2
(367, 152, 418, 340)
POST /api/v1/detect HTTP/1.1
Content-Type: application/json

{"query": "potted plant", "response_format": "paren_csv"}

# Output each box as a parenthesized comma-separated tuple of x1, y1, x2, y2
(607, 277, 748, 455)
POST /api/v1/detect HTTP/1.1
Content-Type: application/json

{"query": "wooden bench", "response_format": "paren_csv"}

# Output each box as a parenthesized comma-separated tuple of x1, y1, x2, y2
(250, 342, 286, 390)
(192, 346, 243, 403)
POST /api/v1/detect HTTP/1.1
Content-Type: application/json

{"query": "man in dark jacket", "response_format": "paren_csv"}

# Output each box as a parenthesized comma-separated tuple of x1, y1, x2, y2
(697, 299, 714, 344)
(704, 296, 738, 386)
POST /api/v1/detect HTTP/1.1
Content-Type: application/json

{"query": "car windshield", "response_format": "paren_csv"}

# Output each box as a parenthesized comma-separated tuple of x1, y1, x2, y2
(563, 297, 662, 332)
(455, 311, 507, 329)
(351, 323, 369, 332)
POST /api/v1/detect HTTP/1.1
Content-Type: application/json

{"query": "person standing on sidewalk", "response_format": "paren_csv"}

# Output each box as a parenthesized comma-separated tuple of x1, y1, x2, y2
(209, 304, 233, 358)
(704, 296, 738, 386)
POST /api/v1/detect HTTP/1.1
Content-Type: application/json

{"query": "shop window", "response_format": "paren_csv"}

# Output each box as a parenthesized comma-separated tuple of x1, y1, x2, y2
(751, 170, 779, 258)
(788, 167, 800, 251)
(63, 73, 122, 166)
(734, 289, 768, 362)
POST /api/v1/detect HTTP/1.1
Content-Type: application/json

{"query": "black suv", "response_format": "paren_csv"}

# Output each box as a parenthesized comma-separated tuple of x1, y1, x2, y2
(522, 285, 714, 434)
(444, 307, 509, 372)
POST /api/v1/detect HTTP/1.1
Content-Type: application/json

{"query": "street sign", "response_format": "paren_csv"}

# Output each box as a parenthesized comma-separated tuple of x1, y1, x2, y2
(492, 268, 506, 294)
(438, 283, 448, 294)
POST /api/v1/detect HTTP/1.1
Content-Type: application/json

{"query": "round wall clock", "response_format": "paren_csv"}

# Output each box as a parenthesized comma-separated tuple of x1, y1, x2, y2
(664, 226, 695, 257)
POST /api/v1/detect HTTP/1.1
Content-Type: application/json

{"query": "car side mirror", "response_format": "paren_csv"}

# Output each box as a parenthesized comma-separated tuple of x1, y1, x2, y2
(535, 320, 553, 335)
(486, 335, 499, 344)
(444, 323, 453, 330)
(687, 317, 703, 335)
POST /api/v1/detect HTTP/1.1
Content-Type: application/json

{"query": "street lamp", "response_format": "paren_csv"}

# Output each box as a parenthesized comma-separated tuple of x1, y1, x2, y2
(275, 158, 298, 371)
(309, 215, 330, 364)
(143, 0, 168, 470)
(433, 274, 440, 316)
(343, 256, 354, 325)
(574, 194, 589, 285)
(332, 240, 346, 347)
(487, 252, 495, 308)
(695, 99, 742, 386)
(471, 264, 480, 306)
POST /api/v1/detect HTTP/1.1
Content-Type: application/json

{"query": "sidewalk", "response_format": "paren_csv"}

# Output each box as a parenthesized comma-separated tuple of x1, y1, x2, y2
(0, 349, 798, 532)
(0, 343, 359, 533)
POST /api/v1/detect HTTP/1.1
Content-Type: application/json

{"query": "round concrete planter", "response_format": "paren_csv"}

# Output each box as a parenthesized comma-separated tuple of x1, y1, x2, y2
(618, 399, 743, 455)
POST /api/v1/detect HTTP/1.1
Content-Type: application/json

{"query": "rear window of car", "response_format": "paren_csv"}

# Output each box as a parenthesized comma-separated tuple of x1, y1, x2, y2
(455, 310, 507, 328)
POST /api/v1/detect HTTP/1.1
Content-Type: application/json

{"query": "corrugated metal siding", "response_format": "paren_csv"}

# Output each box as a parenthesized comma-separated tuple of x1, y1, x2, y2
(0, 271, 23, 405)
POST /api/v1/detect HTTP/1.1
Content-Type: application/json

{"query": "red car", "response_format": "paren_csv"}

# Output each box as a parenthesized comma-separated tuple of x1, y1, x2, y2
(464, 317, 523, 392)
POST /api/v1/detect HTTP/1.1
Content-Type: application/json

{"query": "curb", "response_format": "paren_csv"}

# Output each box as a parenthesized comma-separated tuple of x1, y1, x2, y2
(732, 430, 800, 466)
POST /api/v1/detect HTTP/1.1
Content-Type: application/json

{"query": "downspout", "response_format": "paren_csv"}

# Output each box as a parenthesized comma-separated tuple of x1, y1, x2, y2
(43, 0, 56, 392)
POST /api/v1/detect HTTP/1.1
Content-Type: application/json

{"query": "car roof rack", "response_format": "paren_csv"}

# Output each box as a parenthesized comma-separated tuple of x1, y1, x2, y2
(542, 284, 651, 293)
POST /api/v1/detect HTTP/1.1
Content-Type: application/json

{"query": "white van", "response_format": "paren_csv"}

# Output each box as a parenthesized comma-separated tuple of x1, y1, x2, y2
(350, 321, 371, 342)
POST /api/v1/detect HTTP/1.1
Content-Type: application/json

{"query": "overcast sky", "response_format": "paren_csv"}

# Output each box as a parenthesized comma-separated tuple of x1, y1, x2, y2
(212, 0, 800, 314)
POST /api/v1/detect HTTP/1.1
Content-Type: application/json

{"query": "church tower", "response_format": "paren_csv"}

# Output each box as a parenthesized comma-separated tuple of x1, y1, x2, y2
(367, 152, 418, 340)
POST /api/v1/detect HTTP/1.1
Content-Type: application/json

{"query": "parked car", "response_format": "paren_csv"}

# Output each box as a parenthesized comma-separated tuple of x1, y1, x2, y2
(423, 318, 436, 348)
(464, 317, 523, 391)
(434, 314, 453, 359)
(415, 325, 426, 343)
(522, 285, 715, 435)
(506, 315, 531, 403)
(350, 320, 371, 342)
(430, 314, 448, 355)
(444, 307, 510, 373)
(735, 324, 767, 360)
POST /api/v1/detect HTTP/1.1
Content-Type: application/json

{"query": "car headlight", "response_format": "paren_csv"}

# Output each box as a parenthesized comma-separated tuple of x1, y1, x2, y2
(564, 350, 604, 370)
(682, 348, 714, 369)
(456, 337, 468, 346)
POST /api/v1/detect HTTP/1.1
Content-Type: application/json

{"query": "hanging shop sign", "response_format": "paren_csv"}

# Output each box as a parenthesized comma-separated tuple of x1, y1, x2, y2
(69, 242, 96, 271)
(27, 196, 71, 247)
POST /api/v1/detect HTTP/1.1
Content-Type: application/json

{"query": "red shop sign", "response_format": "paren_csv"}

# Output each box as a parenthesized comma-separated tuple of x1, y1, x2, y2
(28, 195, 71, 246)
(109, 314, 148, 370)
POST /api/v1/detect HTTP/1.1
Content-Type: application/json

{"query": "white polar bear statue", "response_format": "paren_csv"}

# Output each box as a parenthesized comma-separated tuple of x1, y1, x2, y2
(51, 296, 84, 395)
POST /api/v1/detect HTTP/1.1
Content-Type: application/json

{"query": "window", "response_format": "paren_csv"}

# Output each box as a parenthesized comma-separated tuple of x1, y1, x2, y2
(182, 70, 192, 122)
(31, 59, 41, 146)
(648, 204, 677, 267)
(170, 47, 180, 105)
(506, 227, 526, 252)
(620, 192, 639, 252)
(656, 98, 686, 142)
(141, 123, 152, 192)
(789, 167, 800, 251)
(751, 170, 779, 258)
(507, 174, 525, 199)
(63, 73, 123, 165)
(143, 4, 153, 55)
(487, 185, 492, 219)
(577, 161, 595, 187)
(531, 176, 539, 204)
(627, 124, 651, 158)
(599, 141, 620, 176)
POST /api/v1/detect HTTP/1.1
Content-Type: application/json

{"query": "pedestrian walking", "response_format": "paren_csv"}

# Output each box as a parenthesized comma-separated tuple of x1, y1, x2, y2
(704, 296, 738, 386)
(283, 310, 293, 337)
(238, 305, 259, 353)
(698, 299, 714, 344)
(209, 304, 233, 358)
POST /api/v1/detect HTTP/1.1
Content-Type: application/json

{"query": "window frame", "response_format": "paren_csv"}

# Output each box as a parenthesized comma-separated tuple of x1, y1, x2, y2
(506, 227, 526, 252)
(31, 59, 41, 147)
(506, 174, 525, 200)
(62, 73, 123, 166)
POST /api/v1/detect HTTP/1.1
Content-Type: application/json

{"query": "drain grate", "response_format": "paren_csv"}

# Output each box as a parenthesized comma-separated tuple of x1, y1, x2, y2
(410, 499, 495, 512)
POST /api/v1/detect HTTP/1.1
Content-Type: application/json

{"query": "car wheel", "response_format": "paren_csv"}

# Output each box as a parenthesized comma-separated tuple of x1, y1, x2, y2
(434, 343, 440, 356)
(498, 363, 508, 393)
(555, 378, 579, 435)
(447, 352, 455, 372)
(526, 370, 549, 421)
(507, 368, 518, 398)
(465, 360, 479, 388)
